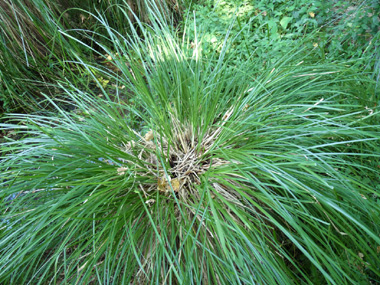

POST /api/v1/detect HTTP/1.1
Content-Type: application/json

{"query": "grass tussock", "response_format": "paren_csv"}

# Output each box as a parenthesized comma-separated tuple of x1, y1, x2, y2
(1, 2, 380, 284)
(0, 0, 184, 113)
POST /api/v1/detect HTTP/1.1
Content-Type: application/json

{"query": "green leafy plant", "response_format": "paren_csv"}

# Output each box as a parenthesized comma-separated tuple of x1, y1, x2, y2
(1, 9, 380, 283)
(183, 0, 320, 67)
(183, 0, 380, 72)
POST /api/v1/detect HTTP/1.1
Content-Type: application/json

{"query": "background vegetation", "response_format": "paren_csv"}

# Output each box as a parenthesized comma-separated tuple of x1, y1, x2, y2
(1, 0, 379, 283)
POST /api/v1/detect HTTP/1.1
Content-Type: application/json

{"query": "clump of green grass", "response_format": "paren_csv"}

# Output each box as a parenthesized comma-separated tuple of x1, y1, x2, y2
(0, 0, 80, 112)
(0, 0, 184, 113)
(1, 5, 380, 284)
